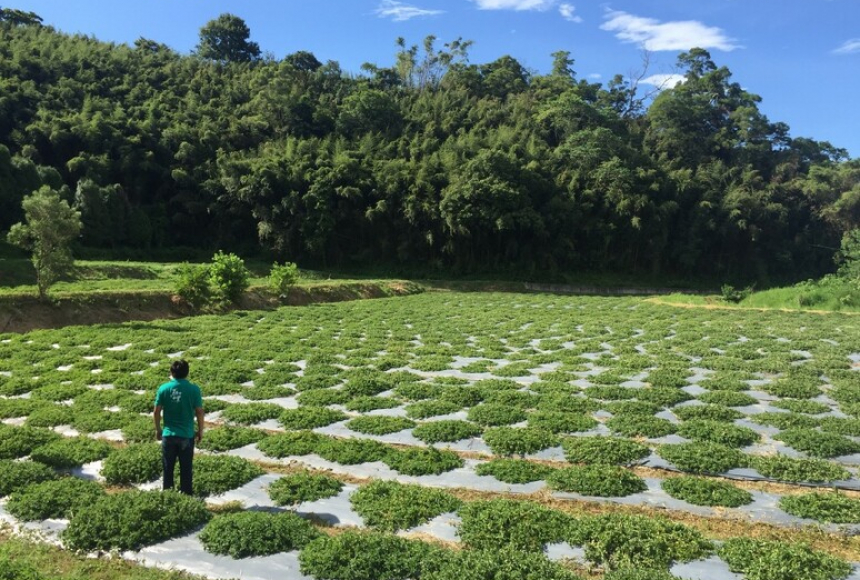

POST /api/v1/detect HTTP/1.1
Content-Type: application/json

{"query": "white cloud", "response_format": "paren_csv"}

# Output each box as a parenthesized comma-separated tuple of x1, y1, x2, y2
(600, 10, 740, 52)
(588, 73, 602, 80)
(375, 0, 444, 21)
(833, 39, 860, 54)
(640, 74, 686, 89)
(558, 3, 582, 22)
(472, 0, 556, 11)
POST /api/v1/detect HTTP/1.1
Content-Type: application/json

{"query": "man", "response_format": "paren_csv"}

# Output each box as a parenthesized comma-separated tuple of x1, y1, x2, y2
(153, 359, 204, 495)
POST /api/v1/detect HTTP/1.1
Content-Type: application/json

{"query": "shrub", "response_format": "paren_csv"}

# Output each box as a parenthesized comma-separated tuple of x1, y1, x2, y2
(393, 383, 443, 401)
(475, 458, 555, 484)
(0, 425, 60, 459)
(457, 499, 572, 552)
(6, 477, 106, 521)
(423, 547, 581, 580)
(299, 531, 445, 580)
(383, 447, 463, 476)
(29, 437, 114, 469)
(175, 263, 211, 309)
(571, 513, 712, 571)
(268, 472, 344, 507)
(721, 284, 752, 303)
(774, 428, 860, 458)
(279, 407, 346, 430)
(605, 400, 661, 416)
(636, 388, 692, 407)
(718, 538, 851, 580)
(656, 442, 747, 474)
(412, 420, 482, 443)
(209, 251, 249, 303)
(347, 416, 415, 436)
(269, 261, 300, 296)
(763, 379, 822, 399)
(818, 417, 860, 436)
(350, 480, 461, 532)
(527, 411, 597, 433)
(257, 431, 326, 458)
(437, 387, 484, 407)
(483, 427, 559, 457)
(661, 476, 752, 507)
(779, 492, 860, 523)
(548, 465, 647, 497)
(197, 426, 268, 451)
(200, 510, 320, 559)
(122, 415, 157, 443)
(241, 384, 295, 400)
(190, 455, 264, 497)
(100, 443, 162, 485)
(405, 400, 462, 419)
(63, 490, 210, 552)
(677, 420, 759, 448)
(561, 436, 651, 466)
(467, 404, 527, 426)
(606, 415, 677, 438)
(221, 402, 284, 425)
(752, 455, 850, 483)
(315, 437, 389, 465)
(0, 459, 58, 496)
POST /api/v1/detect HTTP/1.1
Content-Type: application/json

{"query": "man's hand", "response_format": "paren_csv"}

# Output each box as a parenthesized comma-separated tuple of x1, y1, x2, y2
(156, 430, 162, 441)
(195, 430, 203, 444)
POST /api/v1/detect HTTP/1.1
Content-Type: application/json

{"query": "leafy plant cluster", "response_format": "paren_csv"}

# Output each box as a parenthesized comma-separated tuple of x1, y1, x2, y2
(350, 480, 462, 532)
(718, 538, 852, 580)
(199, 510, 320, 559)
(661, 475, 753, 508)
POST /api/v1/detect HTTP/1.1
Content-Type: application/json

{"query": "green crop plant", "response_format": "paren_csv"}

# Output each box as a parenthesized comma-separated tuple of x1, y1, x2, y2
(671, 404, 743, 422)
(656, 442, 748, 474)
(200, 510, 320, 559)
(483, 427, 559, 456)
(268, 472, 344, 507)
(315, 437, 389, 465)
(0, 424, 60, 459)
(457, 498, 573, 552)
(279, 407, 347, 430)
(570, 513, 713, 571)
(197, 426, 268, 451)
(527, 410, 597, 433)
(346, 415, 415, 435)
(718, 538, 851, 580)
(63, 490, 210, 552)
(412, 420, 482, 443)
(466, 403, 527, 426)
(404, 400, 463, 419)
(0, 459, 58, 496)
(29, 437, 114, 468)
(561, 436, 651, 465)
(774, 428, 860, 458)
(100, 443, 162, 485)
(382, 447, 463, 476)
(548, 465, 647, 497)
(257, 431, 327, 458)
(661, 475, 753, 507)
(475, 458, 556, 484)
(752, 454, 850, 483)
(350, 480, 462, 532)
(779, 492, 860, 523)
(6, 476, 106, 521)
(676, 420, 759, 448)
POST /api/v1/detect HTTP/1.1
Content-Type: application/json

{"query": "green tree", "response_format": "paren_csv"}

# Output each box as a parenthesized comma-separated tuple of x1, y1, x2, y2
(7, 186, 82, 299)
(196, 13, 261, 63)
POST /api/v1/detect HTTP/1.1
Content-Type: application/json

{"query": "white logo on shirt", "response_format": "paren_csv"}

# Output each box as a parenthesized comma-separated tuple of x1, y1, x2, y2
(171, 389, 182, 403)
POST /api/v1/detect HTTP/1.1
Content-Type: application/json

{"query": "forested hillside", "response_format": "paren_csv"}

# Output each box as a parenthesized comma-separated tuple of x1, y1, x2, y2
(1, 9, 858, 282)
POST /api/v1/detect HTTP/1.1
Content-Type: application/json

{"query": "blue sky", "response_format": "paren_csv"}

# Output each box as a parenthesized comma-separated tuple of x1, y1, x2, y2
(9, 0, 860, 157)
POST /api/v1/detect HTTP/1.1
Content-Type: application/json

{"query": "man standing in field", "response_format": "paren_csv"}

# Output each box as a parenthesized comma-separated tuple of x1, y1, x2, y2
(153, 359, 204, 495)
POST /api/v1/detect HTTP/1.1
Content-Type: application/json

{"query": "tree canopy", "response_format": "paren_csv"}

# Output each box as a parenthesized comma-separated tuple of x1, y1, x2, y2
(0, 14, 855, 283)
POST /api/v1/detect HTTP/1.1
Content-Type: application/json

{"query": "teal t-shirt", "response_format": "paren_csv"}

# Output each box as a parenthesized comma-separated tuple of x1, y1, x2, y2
(155, 379, 203, 438)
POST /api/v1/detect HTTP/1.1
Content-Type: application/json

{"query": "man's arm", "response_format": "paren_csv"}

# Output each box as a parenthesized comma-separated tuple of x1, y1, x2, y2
(153, 405, 163, 441)
(195, 407, 205, 444)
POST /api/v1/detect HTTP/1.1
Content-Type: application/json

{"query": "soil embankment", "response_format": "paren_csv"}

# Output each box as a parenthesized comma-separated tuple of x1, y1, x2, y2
(0, 281, 423, 334)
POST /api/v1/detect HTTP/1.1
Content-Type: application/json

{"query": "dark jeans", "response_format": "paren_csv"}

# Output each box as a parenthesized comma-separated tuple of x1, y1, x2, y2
(162, 436, 194, 495)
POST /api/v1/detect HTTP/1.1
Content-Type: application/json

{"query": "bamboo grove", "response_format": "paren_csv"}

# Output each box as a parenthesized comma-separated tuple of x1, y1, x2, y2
(1, 11, 858, 282)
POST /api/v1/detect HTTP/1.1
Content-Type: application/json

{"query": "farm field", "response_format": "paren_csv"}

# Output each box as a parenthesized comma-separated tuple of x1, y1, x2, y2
(2, 291, 860, 580)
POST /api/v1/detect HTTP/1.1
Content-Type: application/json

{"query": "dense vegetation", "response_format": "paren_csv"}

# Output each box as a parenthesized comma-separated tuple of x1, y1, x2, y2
(1, 12, 857, 283)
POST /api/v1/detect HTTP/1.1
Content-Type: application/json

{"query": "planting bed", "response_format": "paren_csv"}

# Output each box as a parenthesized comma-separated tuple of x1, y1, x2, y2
(2, 292, 860, 580)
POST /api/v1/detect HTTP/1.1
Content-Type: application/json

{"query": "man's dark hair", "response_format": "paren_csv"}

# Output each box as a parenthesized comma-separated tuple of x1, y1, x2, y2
(170, 359, 190, 379)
